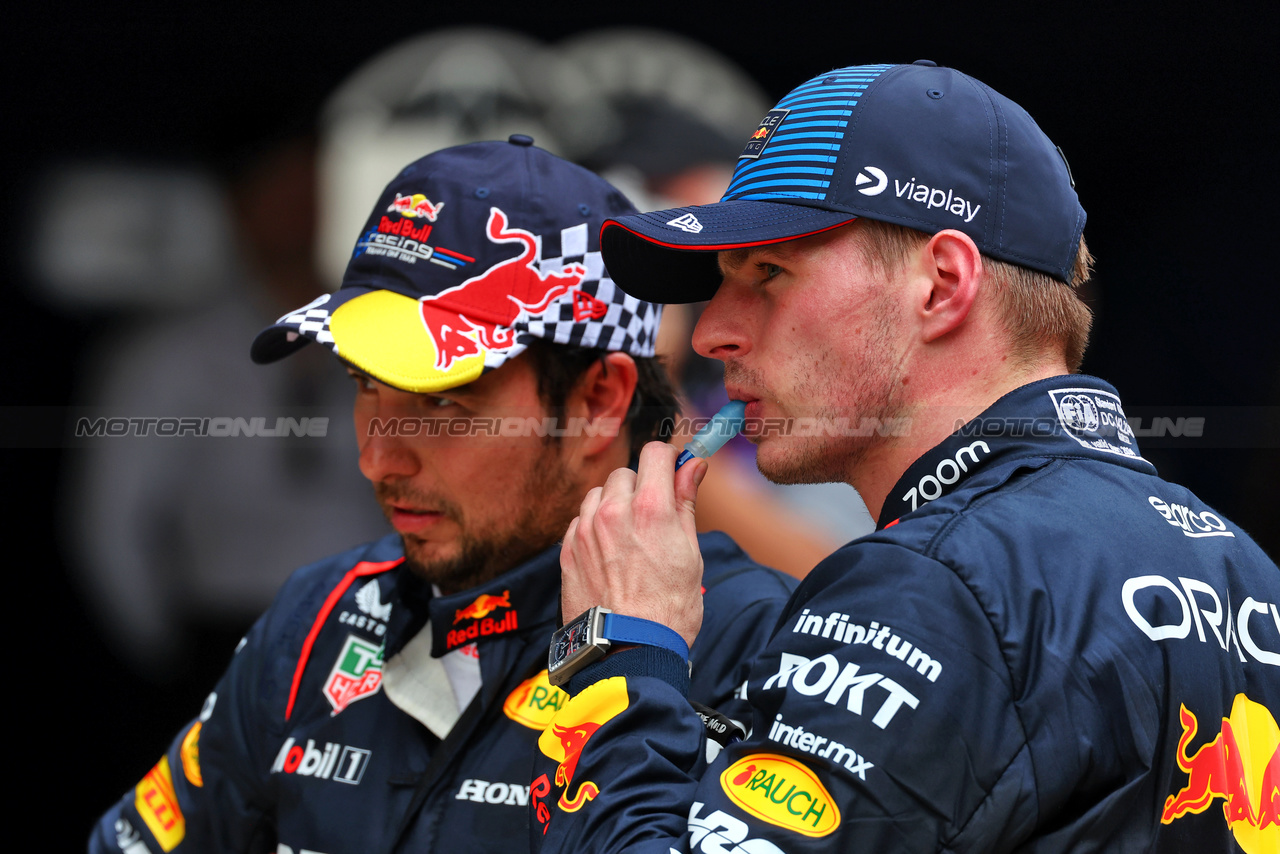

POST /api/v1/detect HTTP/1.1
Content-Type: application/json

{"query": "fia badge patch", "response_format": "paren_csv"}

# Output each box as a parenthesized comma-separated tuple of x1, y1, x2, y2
(1046, 387, 1142, 460)
(740, 109, 791, 160)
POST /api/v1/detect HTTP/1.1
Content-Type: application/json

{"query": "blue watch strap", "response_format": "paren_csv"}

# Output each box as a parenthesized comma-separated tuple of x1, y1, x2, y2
(601, 613, 690, 660)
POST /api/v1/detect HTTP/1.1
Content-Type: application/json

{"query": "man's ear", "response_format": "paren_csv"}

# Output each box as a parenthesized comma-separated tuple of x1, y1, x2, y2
(916, 229, 983, 343)
(566, 351, 638, 459)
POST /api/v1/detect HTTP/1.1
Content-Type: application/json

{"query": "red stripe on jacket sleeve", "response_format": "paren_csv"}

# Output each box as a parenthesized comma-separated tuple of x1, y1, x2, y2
(284, 557, 404, 720)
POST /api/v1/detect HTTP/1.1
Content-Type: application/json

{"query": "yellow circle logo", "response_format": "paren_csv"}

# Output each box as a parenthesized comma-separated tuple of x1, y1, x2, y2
(503, 670, 568, 730)
(179, 722, 203, 787)
(719, 753, 840, 837)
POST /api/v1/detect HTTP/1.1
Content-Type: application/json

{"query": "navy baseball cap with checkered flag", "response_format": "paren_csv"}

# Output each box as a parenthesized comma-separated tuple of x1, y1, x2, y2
(600, 61, 1086, 302)
(251, 136, 661, 393)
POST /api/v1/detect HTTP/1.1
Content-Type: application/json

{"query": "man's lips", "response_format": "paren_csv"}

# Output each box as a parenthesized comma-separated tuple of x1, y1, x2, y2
(742, 400, 766, 422)
(726, 389, 764, 421)
(386, 505, 447, 534)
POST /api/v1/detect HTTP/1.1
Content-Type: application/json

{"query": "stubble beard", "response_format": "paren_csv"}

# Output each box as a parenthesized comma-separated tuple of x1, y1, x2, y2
(377, 440, 581, 594)
(732, 311, 906, 487)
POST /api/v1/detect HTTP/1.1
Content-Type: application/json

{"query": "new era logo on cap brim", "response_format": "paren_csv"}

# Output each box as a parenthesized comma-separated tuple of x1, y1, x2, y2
(600, 201, 857, 304)
(667, 213, 704, 233)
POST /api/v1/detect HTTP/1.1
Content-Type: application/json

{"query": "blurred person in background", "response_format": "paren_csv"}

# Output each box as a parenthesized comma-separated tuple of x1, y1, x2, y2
(61, 115, 388, 679)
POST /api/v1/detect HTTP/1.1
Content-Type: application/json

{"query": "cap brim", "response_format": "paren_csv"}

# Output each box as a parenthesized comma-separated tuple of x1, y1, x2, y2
(250, 287, 521, 394)
(601, 200, 856, 304)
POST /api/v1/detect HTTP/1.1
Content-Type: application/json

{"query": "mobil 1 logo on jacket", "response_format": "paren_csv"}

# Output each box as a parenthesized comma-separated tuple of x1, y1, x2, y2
(271, 736, 372, 785)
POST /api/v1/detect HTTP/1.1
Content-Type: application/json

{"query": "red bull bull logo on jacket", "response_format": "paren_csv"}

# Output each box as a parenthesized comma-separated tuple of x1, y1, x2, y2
(1161, 693, 1279, 853)
(446, 589, 518, 650)
(533, 678, 630, 833)
(455, 590, 511, 623)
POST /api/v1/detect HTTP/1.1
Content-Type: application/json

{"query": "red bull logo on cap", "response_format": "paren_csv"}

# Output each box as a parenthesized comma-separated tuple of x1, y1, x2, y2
(1161, 693, 1279, 853)
(388, 192, 445, 221)
(327, 206, 590, 393)
(417, 207, 586, 372)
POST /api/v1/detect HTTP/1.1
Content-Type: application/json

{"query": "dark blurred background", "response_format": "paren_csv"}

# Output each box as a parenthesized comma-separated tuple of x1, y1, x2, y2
(6, 3, 1277, 847)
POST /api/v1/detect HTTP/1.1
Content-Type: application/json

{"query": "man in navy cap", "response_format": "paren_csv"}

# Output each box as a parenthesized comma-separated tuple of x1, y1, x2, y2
(89, 137, 796, 854)
(540, 64, 1280, 852)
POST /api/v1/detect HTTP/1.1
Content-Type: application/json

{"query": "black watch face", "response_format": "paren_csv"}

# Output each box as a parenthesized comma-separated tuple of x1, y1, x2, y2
(553, 618, 591, 665)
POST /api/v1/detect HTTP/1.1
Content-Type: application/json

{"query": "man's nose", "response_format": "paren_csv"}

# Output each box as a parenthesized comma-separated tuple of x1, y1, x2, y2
(692, 283, 751, 361)
(356, 409, 422, 483)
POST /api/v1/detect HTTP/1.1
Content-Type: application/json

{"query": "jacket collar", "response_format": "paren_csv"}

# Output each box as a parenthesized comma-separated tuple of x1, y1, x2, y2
(879, 375, 1156, 528)
(383, 544, 561, 659)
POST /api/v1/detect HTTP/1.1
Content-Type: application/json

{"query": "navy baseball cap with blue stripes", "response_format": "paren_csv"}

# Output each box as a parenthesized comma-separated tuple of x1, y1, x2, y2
(600, 61, 1086, 302)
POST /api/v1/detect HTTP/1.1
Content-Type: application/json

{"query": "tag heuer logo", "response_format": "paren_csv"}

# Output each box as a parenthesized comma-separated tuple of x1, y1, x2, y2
(324, 635, 384, 715)
(667, 213, 703, 234)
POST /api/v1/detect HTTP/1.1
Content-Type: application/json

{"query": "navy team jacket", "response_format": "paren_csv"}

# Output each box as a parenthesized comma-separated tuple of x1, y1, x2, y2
(90, 531, 797, 854)
(532, 376, 1280, 854)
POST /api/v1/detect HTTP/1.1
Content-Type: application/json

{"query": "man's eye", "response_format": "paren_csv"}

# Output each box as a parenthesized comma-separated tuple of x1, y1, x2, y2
(759, 262, 783, 281)
(350, 373, 375, 392)
(427, 396, 456, 408)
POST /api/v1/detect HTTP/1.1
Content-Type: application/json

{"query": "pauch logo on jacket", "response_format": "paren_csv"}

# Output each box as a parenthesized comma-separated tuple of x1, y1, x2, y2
(719, 754, 840, 837)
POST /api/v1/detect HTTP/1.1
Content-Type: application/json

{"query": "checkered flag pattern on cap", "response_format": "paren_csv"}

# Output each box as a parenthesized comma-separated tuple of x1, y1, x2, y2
(518, 222, 660, 362)
(252, 138, 661, 393)
(276, 294, 339, 353)
(263, 222, 660, 377)
(269, 291, 364, 358)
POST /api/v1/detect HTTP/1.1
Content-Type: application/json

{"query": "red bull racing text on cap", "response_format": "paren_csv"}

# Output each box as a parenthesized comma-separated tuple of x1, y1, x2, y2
(251, 136, 662, 394)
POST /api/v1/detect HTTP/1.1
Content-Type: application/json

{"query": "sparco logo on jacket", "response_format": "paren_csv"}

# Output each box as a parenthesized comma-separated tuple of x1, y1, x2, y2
(271, 737, 371, 785)
(1148, 495, 1235, 539)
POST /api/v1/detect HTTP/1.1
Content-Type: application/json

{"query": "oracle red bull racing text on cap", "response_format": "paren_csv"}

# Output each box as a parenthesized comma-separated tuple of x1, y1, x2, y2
(251, 136, 662, 394)
(599, 61, 1086, 303)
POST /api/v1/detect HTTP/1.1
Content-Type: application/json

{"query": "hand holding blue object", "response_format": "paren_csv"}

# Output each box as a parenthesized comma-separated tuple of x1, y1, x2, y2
(675, 401, 746, 469)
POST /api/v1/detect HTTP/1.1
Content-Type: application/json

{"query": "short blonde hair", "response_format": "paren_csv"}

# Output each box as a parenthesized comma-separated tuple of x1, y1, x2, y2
(855, 220, 1095, 372)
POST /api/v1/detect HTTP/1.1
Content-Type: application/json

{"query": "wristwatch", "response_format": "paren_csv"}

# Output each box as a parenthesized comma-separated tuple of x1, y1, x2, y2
(548, 606, 690, 687)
